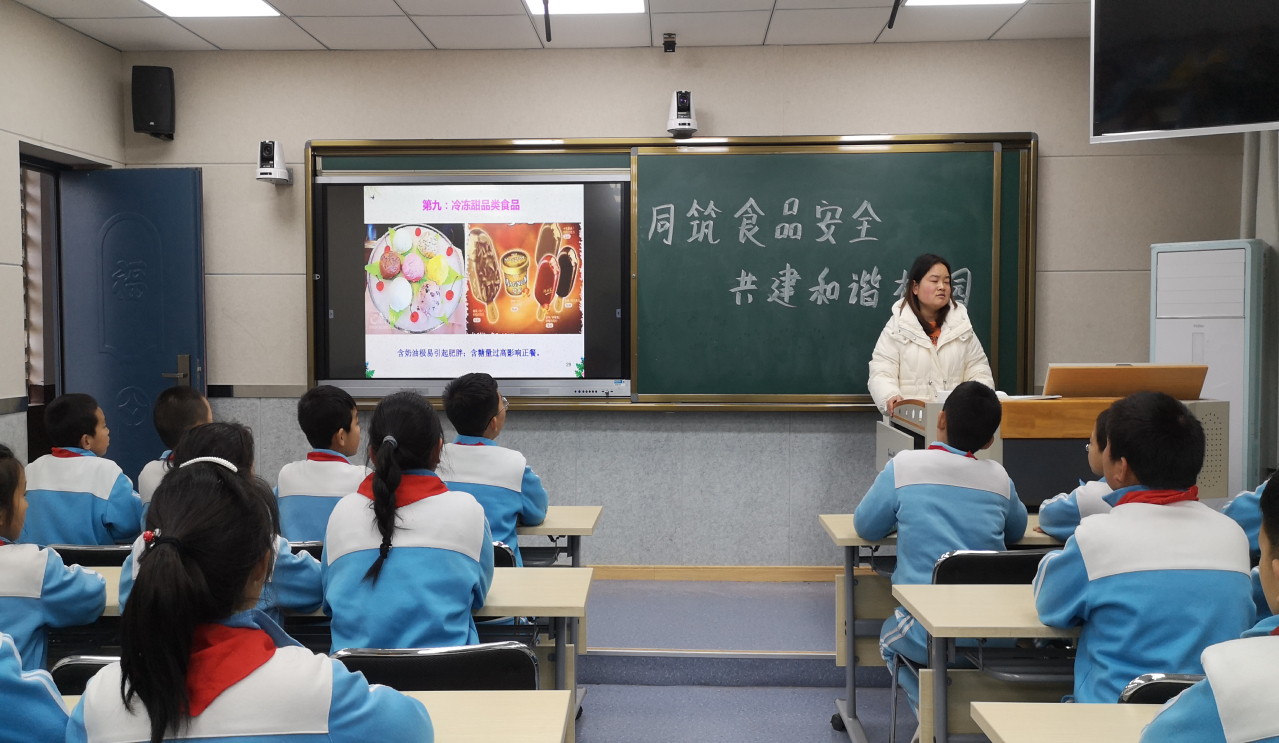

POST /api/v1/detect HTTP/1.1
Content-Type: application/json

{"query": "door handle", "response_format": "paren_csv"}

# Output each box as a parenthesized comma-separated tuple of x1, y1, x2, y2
(162, 355, 192, 386)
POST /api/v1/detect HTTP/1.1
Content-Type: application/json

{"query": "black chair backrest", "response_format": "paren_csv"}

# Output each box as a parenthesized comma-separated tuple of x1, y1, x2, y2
(48, 545, 131, 567)
(50, 655, 118, 695)
(1120, 674, 1204, 704)
(932, 549, 1054, 585)
(289, 541, 324, 560)
(493, 541, 516, 568)
(332, 641, 538, 691)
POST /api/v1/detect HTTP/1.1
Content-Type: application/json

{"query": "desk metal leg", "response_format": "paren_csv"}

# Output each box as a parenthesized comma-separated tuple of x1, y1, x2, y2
(931, 635, 950, 743)
(568, 535, 581, 649)
(554, 616, 567, 690)
(834, 545, 870, 743)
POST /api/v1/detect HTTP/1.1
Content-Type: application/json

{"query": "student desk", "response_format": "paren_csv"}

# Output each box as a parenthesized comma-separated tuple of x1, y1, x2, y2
(817, 514, 1060, 743)
(970, 702, 1159, 743)
(893, 584, 1079, 743)
(518, 505, 602, 654)
(62, 690, 573, 743)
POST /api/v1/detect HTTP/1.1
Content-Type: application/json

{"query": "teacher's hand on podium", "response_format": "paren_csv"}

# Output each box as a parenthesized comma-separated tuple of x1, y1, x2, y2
(885, 395, 905, 415)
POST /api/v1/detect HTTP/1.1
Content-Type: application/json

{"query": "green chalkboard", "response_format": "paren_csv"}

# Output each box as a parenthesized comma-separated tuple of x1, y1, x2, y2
(634, 146, 1029, 399)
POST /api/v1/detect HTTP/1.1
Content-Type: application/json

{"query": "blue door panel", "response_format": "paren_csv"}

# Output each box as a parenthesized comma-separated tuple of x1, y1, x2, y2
(60, 169, 204, 483)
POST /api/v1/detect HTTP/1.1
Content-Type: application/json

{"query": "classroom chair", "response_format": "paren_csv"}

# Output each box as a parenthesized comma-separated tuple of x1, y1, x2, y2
(330, 641, 539, 691)
(493, 541, 516, 569)
(289, 541, 324, 560)
(47, 544, 131, 567)
(1120, 673, 1204, 705)
(520, 536, 564, 567)
(50, 655, 118, 695)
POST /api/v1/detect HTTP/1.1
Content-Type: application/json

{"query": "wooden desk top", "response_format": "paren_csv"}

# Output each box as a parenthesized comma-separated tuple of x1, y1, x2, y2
(971, 702, 1159, 743)
(97, 566, 593, 620)
(819, 513, 1060, 549)
(516, 505, 603, 536)
(892, 584, 1079, 639)
(62, 690, 572, 743)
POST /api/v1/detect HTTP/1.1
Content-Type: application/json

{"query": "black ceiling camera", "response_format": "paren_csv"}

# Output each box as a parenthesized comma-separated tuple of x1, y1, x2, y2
(543, 0, 551, 42)
(663, 33, 676, 53)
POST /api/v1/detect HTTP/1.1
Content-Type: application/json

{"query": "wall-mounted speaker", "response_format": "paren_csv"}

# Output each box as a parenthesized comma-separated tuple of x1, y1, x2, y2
(131, 66, 175, 141)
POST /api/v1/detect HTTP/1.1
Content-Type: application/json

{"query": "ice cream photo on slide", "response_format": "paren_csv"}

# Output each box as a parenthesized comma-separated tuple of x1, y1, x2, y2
(365, 224, 466, 334)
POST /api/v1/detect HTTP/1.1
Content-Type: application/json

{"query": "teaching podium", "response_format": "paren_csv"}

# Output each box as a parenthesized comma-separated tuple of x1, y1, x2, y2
(875, 365, 1229, 507)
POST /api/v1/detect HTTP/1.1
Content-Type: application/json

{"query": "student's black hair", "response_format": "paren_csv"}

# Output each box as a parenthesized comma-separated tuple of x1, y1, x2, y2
(153, 387, 210, 449)
(119, 462, 275, 743)
(0, 444, 21, 528)
(1262, 474, 1279, 555)
(441, 373, 501, 437)
(45, 393, 101, 448)
(941, 381, 1002, 454)
(364, 391, 443, 583)
(170, 422, 280, 535)
(297, 385, 358, 450)
(1104, 392, 1204, 489)
(1094, 408, 1111, 452)
(903, 253, 955, 337)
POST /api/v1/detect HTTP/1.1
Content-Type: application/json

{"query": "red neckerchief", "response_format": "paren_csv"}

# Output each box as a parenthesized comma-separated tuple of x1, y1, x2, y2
(1270, 625, 1279, 637)
(306, 451, 349, 464)
(928, 444, 978, 460)
(457, 443, 486, 447)
(51, 448, 83, 458)
(186, 624, 276, 716)
(357, 472, 448, 508)
(1116, 486, 1199, 506)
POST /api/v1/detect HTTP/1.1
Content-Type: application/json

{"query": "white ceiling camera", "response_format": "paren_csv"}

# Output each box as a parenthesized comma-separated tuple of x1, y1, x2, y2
(256, 140, 292, 185)
(667, 90, 696, 139)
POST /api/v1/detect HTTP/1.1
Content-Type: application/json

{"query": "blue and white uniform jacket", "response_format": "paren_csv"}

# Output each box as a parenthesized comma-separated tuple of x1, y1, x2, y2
(275, 450, 370, 543)
(855, 443, 1028, 664)
(1140, 615, 1279, 743)
(1224, 481, 1272, 622)
(136, 450, 171, 508)
(1037, 479, 1117, 541)
(119, 535, 323, 621)
(67, 610, 433, 743)
(322, 470, 494, 653)
(436, 436, 548, 567)
(18, 448, 143, 547)
(0, 537, 105, 671)
(1035, 492, 1254, 703)
(0, 631, 69, 743)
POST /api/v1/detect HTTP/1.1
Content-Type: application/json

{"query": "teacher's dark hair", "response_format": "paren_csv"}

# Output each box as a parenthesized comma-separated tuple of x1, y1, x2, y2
(364, 391, 443, 583)
(119, 462, 275, 743)
(903, 253, 954, 337)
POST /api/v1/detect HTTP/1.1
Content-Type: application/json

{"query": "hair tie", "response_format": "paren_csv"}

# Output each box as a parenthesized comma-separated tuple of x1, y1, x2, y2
(179, 456, 238, 473)
(382, 435, 398, 449)
(142, 528, 184, 554)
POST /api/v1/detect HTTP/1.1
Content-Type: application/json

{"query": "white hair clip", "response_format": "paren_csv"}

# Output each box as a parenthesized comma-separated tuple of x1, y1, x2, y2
(178, 456, 239, 473)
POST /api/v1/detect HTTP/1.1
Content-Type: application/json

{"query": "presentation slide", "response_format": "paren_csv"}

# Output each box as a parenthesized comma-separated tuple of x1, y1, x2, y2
(362, 184, 585, 379)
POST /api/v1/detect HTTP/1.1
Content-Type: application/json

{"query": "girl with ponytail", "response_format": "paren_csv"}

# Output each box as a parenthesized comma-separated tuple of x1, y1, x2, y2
(117, 422, 324, 623)
(322, 391, 494, 652)
(66, 458, 433, 743)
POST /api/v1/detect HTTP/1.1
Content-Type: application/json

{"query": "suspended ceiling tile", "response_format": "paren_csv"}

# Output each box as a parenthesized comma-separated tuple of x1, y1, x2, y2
(1029, 0, 1087, 4)
(775, 0, 892, 7)
(59, 16, 217, 50)
(13, 0, 159, 17)
(765, 7, 891, 45)
(292, 15, 433, 49)
(410, 14, 541, 49)
(993, 2, 1089, 39)
(264, 0, 403, 16)
(178, 16, 325, 49)
(876, 4, 1022, 43)
(536, 13, 652, 48)
(650, 0, 774, 11)
(650, 11, 771, 47)
(398, 0, 528, 15)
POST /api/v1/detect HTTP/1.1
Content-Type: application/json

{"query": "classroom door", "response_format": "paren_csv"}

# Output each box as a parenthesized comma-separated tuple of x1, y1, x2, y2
(59, 168, 205, 483)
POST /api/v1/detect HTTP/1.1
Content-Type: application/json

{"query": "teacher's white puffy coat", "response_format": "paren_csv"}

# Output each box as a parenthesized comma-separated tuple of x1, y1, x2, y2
(868, 298, 994, 413)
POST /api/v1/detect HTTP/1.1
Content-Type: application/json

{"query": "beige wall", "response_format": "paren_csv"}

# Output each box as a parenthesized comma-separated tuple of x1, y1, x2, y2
(119, 39, 1242, 388)
(0, 0, 124, 403)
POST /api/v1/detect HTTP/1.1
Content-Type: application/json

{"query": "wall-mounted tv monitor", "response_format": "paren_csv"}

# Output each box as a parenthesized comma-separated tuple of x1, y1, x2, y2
(313, 179, 631, 398)
(1092, 0, 1279, 142)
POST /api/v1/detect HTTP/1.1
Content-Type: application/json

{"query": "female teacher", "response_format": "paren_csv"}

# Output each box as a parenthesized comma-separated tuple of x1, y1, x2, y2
(868, 253, 994, 415)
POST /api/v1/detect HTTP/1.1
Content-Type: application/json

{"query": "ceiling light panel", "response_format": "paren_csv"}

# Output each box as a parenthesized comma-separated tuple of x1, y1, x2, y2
(140, 0, 278, 16)
(525, 0, 645, 14)
(907, 0, 1025, 5)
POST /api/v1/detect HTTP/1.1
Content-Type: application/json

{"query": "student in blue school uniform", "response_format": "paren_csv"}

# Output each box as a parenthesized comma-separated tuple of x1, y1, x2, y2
(67, 458, 432, 743)
(1036, 408, 1116, 541)
(854, 381, 1027, 711)
(137, 386, 213, 508)
(0, 443, 105, 672)
(323, 391, 493, 653)
(119, 423, 323, 622)
(1224, 475, 1274, 622)
(1139, 474, 1279, 743)
(0, 631, 70, 743)
(1035, 392, 1254, 704)
(436, 373, 547, 566)
(19, 393, 143, 546)
(275, 385, 369, 542)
